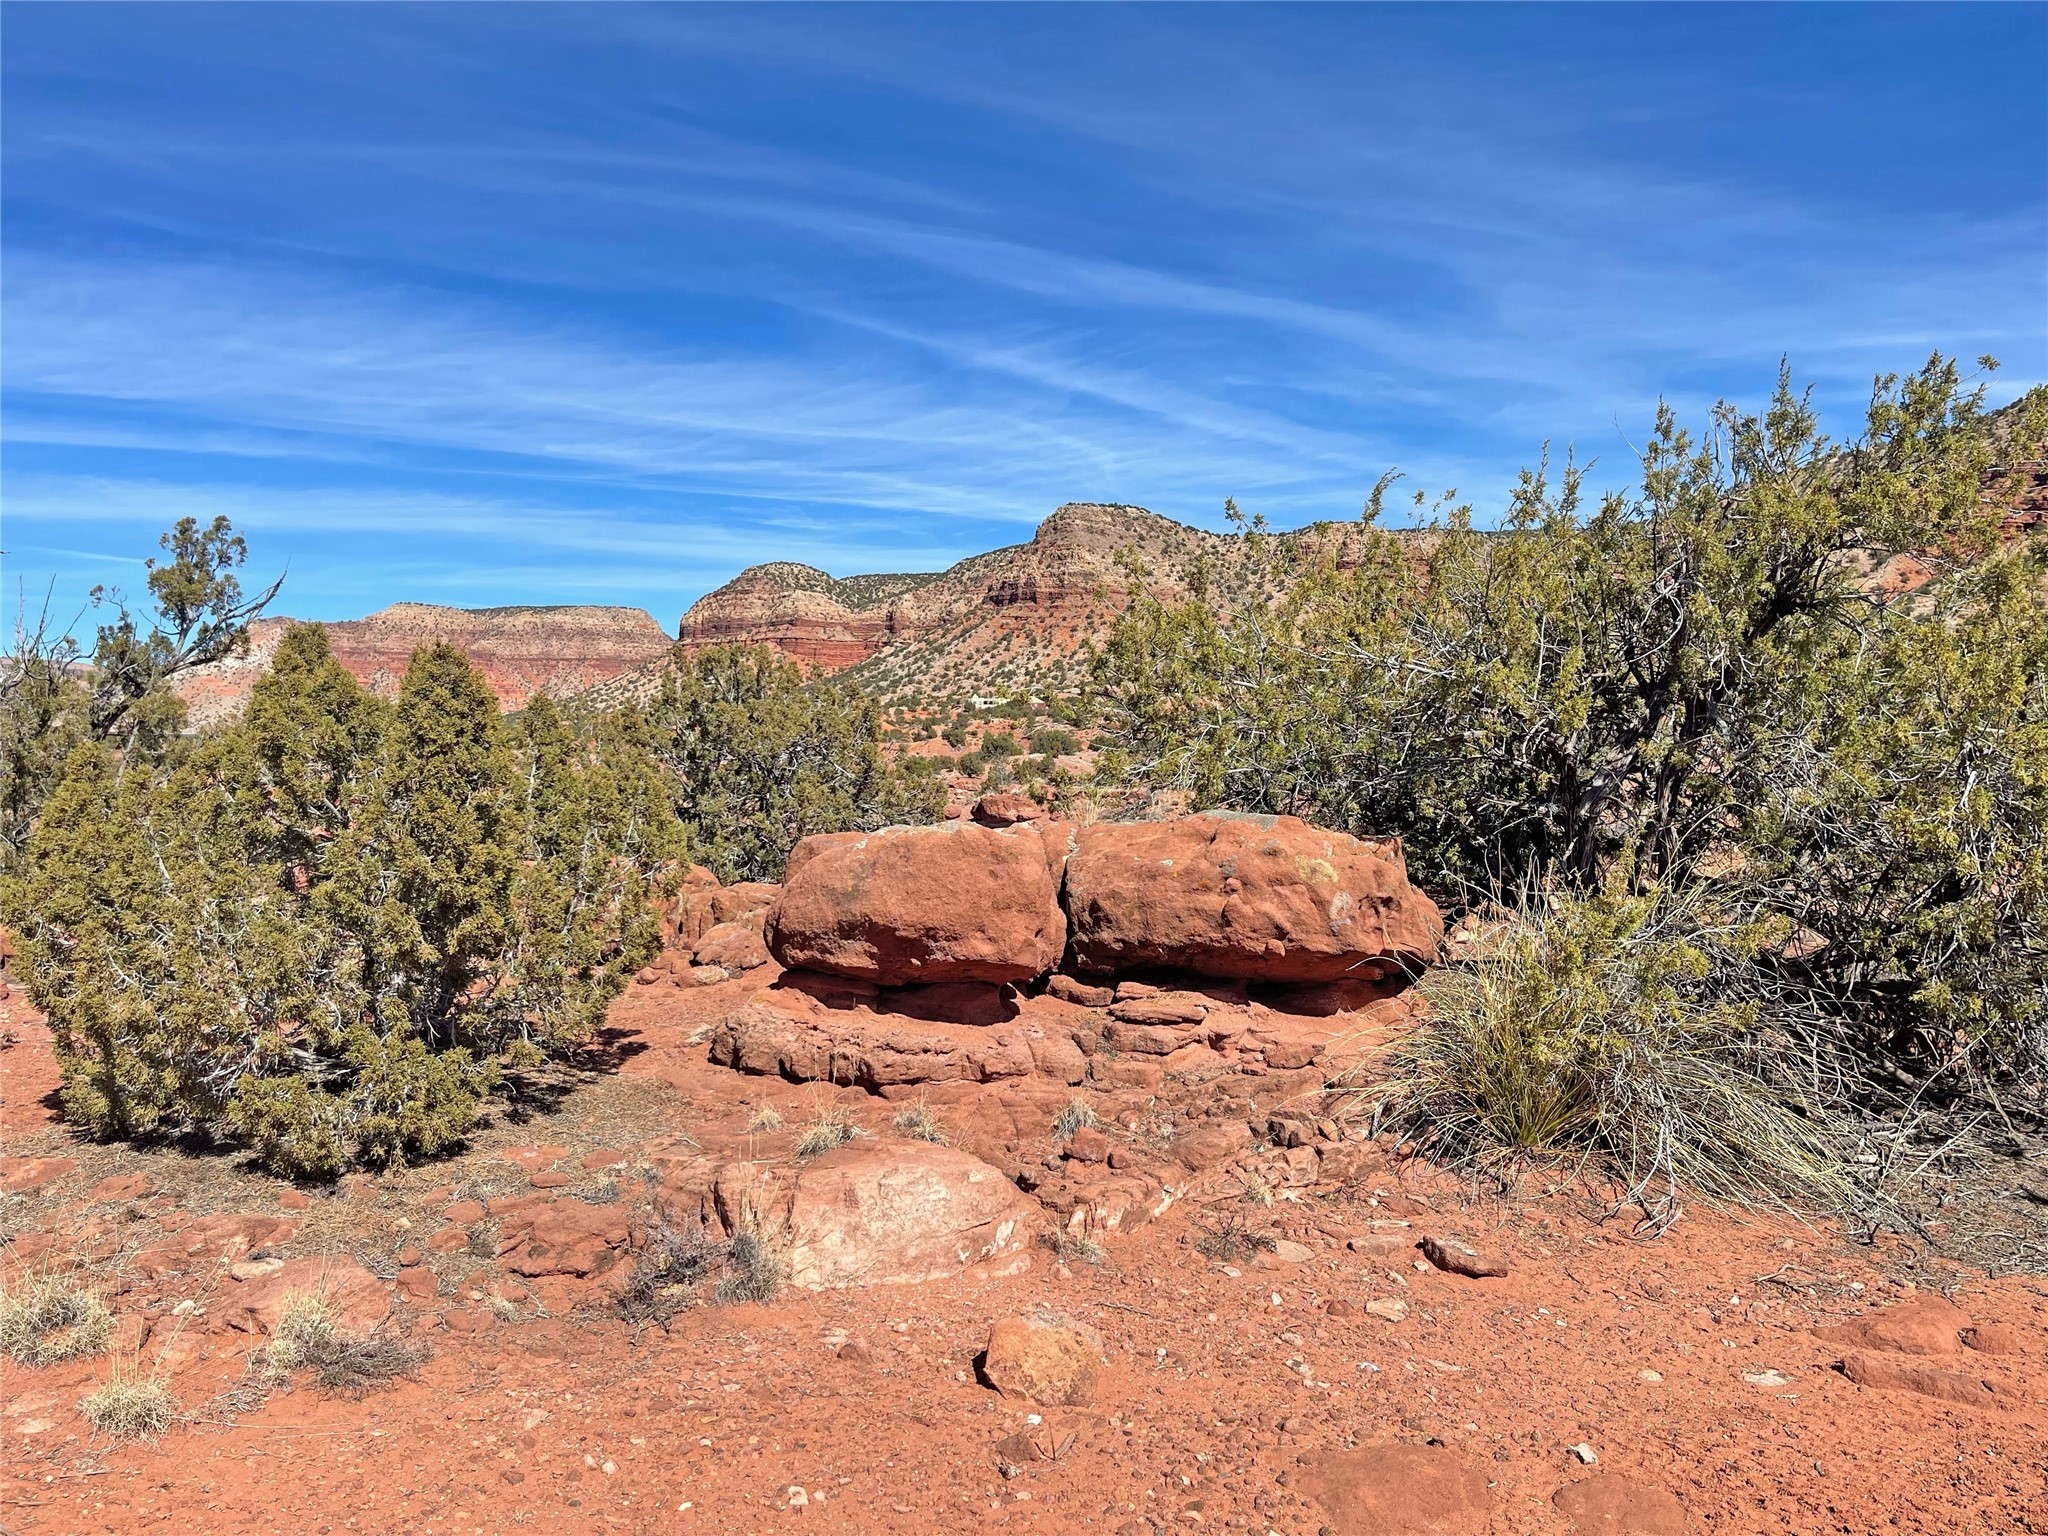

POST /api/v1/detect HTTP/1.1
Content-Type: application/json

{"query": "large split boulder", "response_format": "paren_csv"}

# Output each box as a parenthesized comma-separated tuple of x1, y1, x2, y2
(1063, 812, 1443, 982)
(713, 1141, 1038, 1289)
(766, 821, 1069, 985)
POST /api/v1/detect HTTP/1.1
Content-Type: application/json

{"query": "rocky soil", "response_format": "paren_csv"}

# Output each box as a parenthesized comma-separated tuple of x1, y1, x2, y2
(6, 948, 2046, 1534)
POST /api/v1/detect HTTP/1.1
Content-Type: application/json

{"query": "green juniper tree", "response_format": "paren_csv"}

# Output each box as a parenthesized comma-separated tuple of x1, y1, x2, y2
(7, 629, 683, 1178)
(646, 643, 944, 881)
(1, 514, 281, 866)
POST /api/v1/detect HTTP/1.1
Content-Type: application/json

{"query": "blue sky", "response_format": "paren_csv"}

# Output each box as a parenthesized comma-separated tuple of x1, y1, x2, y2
(5, 4, 2044, 628)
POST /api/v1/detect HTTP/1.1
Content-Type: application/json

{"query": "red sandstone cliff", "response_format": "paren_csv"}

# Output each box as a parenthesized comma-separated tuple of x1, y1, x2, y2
(671, 502, 1402, 701)
(175, 603, 672, 723)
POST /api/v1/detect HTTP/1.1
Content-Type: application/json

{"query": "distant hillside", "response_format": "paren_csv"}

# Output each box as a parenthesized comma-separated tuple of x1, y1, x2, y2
(177, 428, 2048, 727)
(175, 602, 672, 724)
(663, 502, 1419, 706)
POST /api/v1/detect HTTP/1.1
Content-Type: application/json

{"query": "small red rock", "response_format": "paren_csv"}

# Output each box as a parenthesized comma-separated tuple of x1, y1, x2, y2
(1046, 975, 1114, 1009)
(1419, 1235, 1510, 1279)
(982, 1311, 1103, 1406)
(1962, 1323, 2024, 1356)
(396, 1245, 423, 1267)
(444, 1200, 486, 1225)
(1064, 1127, 1110, 1164)
(971, 792, 1048, 827)
(530, 1171, 570, 1189)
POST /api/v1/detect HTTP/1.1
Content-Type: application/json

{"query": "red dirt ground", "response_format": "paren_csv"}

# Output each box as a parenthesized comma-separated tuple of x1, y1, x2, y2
(5, 972, 2045, 1536)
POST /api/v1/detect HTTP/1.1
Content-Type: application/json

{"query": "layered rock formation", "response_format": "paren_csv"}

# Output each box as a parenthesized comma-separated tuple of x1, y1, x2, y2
(763, 810, 1442, 990)
(670, 502, 1406, 702)
(175, 603, 673, 723)
(674, 564, 930, 670)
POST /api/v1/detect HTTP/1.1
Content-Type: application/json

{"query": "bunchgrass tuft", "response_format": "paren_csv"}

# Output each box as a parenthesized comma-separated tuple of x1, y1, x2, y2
(1350, 884, 1849, 1223)
(81, 1356, 175, 1442)
(712, 1227, 782, 1305)
(616, 1220, 722, 1327)
(264, 1290, 337, 1375)
(617, 1217, 783, 1321)
(891, 1096, 947, 1144)
(793, 1099, 857, 1158)
(2, 1272, 114, 1366)
(746, 1103, 784, 1134)
(255, 1287, 422, 1397)
(1039, 1230, 1106, 1266)
(1051, 1097, 1098, 1141)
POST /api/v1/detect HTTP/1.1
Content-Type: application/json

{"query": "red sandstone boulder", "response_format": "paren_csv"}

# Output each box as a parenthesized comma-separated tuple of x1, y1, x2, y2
(694, 922, 770, 972)
(1814, 1295, 1971, 1356)
(1835, 1349, 2006, 1409)
(1045, 974, 1113, 1008)
(982, 1310, 1103, 1405)
(1064, 813, 1443, 982)
(708, 1001, 1039, 1087)
(971, 793, 1049, 827)
(715, 1141, 1037, 1289)
(221, 1256, 390, 1336)
(766, 822, 1067, 985)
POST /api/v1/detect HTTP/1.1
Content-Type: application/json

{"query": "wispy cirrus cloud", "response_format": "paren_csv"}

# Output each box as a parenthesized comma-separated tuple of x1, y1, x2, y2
(4, 5, 2040, 628)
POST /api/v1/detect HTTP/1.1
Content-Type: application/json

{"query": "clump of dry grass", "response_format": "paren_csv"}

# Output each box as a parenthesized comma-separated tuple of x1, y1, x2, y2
(1195, 1211, 1278, 1262)
(2, 1272, 113, 1366)
(1051, 1097, 1098, 1140)
(1039, 1230, 1106, 1266)
(713, 1226, 782, 1305)
(793, 1099, 858, 1158)
(616, 1220, 723, 1327)
(617, 1216, 784, 1324)
(746, 1103, 784, 1134)
(253, 1288, 423, 1397)
(81, 1356, 175, 1441)
(891, 1096, 947, 1144)
(1349, 885, 1849, 1224)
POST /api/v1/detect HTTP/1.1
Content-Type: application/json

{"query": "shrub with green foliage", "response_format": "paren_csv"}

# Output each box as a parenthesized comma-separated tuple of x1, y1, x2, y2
(5, 627, 683, 1177)
(1100, 357, 2048, 1096)
(1028, 725, 1080, 758)
(645, 644, 945, 882)
(2, 514, 281, 867)
(1358, 884, 1846, 1218)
